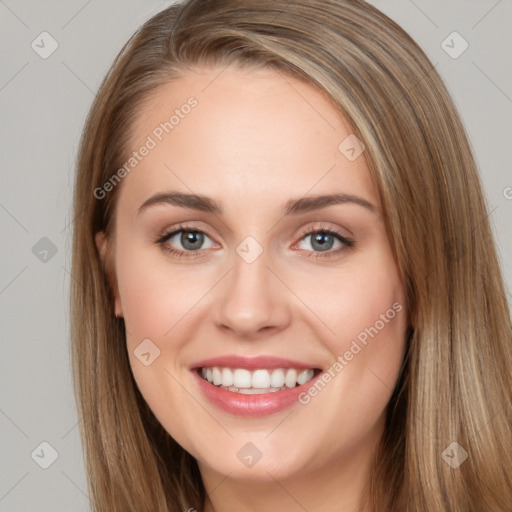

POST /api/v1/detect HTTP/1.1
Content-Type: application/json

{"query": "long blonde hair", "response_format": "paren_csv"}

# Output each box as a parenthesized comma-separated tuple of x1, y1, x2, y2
(70, 1, 512, 510)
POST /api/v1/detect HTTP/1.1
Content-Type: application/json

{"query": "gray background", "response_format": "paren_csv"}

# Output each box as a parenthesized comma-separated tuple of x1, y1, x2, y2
(1, 1, 511, 510)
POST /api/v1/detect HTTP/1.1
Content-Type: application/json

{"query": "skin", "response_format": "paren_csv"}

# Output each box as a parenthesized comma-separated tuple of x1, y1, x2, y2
(96, 64, 408, 512)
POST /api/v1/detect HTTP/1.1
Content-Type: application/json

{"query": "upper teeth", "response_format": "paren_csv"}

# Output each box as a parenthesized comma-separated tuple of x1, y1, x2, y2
(201, 367, 315, 389)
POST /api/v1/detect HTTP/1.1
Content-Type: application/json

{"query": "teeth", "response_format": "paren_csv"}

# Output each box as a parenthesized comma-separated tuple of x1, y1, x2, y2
(200, 366, 316, 391)
(285, 369, 297, 388)
(212, 367, 222, 385)
(297, 369, 313, 385)
(270, 368, 285, 388)
(221, 367, 234, 387)
(252, 369, 271, 388)
(233, 369, 252, 388)
(235, 386, 286, 394)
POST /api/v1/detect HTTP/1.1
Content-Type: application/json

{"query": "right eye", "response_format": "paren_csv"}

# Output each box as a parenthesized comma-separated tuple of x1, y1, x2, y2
(156, 224, 217, 258)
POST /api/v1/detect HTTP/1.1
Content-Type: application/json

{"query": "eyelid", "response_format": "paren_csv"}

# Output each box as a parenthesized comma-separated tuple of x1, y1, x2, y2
(155, 222, 215, 244)
(294, 222, 353, 244)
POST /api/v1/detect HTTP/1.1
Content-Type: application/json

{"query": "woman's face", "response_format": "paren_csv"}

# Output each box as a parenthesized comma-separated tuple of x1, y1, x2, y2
(97, 64, 408, 489)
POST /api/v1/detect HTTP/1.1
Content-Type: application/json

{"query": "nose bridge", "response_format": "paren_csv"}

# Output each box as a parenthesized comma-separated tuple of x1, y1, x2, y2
(233, 236, 271, 293)
(214, 235, 290, 336)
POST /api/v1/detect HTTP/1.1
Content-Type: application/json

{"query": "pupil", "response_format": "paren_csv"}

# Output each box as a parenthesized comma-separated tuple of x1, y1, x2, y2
(312, 232, 333, 252)
(182, 231, 203, 250)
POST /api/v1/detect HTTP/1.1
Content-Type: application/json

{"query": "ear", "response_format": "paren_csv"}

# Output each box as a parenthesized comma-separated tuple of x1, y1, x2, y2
(95, 231, 123, 318)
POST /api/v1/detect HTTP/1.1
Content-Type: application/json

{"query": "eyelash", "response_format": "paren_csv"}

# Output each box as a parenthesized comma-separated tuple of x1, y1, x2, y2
(155, 222, 355, 260)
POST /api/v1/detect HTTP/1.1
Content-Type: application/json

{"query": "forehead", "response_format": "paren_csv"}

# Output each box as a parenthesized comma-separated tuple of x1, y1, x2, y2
(116, 65, 378, 218)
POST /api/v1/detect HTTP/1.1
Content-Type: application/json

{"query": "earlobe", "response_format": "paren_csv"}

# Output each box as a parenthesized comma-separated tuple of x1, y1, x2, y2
(95, 231, 123, 318)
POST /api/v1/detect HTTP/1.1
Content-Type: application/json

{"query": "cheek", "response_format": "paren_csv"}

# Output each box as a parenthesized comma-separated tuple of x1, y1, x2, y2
(303, 249, 407, 404)
(113, 248, 199, 431)
(300, 254, 406, 351)
(115, 246, 197, 346)
(118, 270, 171, 344)
(291, 264, 406, 468)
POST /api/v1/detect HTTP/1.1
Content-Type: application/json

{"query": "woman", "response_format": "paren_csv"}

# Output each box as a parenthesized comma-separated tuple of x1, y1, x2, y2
(70, 0, 512, 510)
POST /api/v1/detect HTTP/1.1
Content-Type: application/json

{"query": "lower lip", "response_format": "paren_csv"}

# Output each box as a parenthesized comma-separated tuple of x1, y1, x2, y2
(192, 369, 322, 416)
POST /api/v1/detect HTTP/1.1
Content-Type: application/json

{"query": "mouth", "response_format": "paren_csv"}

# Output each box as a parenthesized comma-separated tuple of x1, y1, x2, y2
(196, 366, 322, 394)
(191, 355, 325, 415)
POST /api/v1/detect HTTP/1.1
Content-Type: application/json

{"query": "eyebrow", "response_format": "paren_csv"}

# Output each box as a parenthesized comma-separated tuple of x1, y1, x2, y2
(137, 191, 376, 216)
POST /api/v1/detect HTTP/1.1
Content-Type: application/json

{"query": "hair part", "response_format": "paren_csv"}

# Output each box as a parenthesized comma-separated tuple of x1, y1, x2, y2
(70, 1, 512, 510)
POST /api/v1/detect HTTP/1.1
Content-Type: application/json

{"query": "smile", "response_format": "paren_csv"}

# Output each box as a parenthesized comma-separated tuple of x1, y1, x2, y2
(191, 355, 324, 416)
(200, 366, 319, 394)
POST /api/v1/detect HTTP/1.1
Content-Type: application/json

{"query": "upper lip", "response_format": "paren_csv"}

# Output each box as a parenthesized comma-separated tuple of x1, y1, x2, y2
(191, 355, 321, 371)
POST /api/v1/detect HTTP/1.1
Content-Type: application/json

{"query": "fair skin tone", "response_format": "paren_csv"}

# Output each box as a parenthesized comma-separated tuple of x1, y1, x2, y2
(96, 64, 408, 512)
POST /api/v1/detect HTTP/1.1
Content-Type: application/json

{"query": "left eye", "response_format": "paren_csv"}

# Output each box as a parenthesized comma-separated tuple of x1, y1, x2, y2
(295, 229, 348, 253)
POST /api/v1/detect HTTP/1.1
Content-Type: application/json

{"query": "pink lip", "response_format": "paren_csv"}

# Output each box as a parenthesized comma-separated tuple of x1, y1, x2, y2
(191, 355, 319, 371)
(190, 355, 323, 416)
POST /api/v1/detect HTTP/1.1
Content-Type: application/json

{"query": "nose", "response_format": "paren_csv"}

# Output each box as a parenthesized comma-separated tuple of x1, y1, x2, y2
(213, 247, 292, 340)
